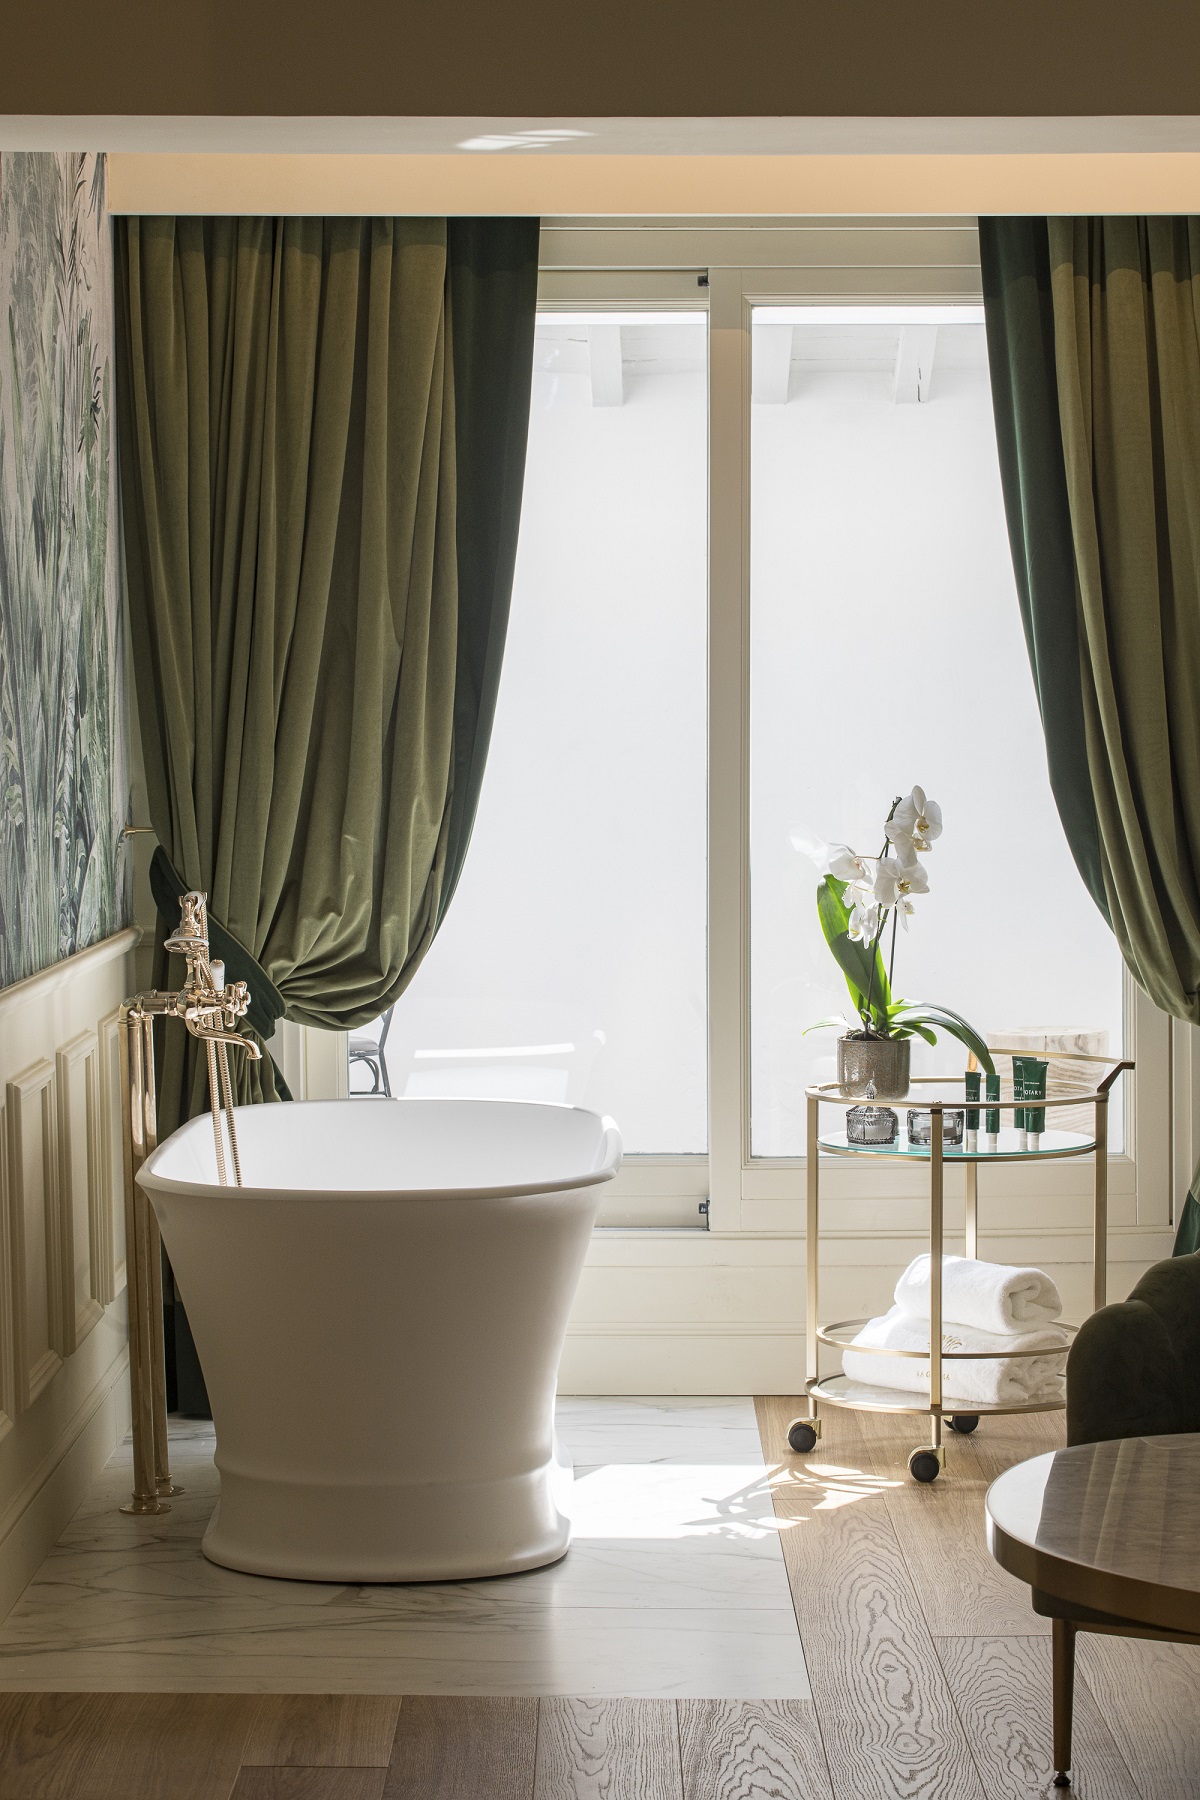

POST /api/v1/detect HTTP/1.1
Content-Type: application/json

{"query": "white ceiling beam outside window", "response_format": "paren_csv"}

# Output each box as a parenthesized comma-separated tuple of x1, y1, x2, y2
(893, 324, 938, 403)
(751, 323, 793, 404)
(587, 323, 625, 406)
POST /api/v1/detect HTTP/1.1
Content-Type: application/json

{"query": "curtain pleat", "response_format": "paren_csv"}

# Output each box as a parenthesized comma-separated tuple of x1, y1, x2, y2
(978, 220, 1109, 916)
(981, 215, 1200, 1253)
(1048, 219, 1200, 1028)
(439, 220, 539, 926)
(115, 215, 538, 1136)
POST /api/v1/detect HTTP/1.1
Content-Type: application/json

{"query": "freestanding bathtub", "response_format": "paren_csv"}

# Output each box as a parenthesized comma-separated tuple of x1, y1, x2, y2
(137, 1097, 621, 1582)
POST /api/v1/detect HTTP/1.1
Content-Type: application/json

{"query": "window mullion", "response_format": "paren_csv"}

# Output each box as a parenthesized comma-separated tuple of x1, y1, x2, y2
(707, 268, 752, 1232)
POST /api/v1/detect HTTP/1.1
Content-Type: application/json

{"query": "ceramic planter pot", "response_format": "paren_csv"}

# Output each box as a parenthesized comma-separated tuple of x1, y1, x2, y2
(836, 1033, 910, 1099)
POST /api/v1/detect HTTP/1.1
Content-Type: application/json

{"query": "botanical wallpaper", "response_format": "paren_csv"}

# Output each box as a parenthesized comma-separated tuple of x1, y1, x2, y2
(0, 152, 129, 989)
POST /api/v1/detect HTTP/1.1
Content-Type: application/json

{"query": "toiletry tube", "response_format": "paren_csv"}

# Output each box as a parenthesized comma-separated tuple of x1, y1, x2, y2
(964, 1069, 980, 1154)
(985, 1072, 1000, 1152)
(1015, 1055, 1049, 1150)
(1012, 1056, 1027, 1149)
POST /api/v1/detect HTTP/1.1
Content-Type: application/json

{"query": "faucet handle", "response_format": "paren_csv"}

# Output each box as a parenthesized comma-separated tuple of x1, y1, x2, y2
(223, 978, 252, 1018)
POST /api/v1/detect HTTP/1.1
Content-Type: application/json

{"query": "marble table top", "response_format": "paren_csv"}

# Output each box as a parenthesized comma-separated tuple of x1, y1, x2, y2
(986, 1433, 1200, 1636)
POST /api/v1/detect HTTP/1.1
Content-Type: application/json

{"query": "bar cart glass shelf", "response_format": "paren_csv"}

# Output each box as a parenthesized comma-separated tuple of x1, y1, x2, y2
(818, 1128, 1095, 1160)
(790, 1052, 1133, 1483)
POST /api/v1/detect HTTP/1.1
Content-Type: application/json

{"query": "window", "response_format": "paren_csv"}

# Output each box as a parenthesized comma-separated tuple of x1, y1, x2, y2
(341, 229, 1167, 1243)
(387, 311, 708, 1154)
(747, 306, 1125, 1156)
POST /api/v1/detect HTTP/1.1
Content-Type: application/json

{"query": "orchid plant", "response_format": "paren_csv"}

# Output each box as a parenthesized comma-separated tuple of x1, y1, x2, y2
(811, 787, 995, 1074)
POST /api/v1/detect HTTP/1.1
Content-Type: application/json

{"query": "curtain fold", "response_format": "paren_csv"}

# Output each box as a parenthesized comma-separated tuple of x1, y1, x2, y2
(978, 220, 1109, 917)
(980, 216, 1200, 1253)
(116, 215, 538, 1136)
(439, 221, 540, 925)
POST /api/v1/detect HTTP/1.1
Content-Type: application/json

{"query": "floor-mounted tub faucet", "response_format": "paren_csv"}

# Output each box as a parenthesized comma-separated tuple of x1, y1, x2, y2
(118, 892, 260, 1517)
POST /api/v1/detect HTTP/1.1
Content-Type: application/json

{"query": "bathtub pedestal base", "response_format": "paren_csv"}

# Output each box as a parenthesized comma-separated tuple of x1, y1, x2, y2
(202, 1445, 575, 1584)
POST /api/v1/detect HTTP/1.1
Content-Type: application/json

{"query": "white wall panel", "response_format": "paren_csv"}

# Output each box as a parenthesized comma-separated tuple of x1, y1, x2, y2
(0, 928, 137, 1623)
(6, 1058, 64, 1410)
(55, 1032, 104, 1354)
(96, 1009, 125, 1303)
(0, 1101, 13, 1430)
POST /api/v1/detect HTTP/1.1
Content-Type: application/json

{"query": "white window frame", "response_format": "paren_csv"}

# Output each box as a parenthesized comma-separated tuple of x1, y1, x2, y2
(538, 217, 1177, 1253)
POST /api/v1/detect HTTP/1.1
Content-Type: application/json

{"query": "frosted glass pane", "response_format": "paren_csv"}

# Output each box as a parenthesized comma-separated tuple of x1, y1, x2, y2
(749, 312, 1124, 1157)
(383, 316, 708, 1153)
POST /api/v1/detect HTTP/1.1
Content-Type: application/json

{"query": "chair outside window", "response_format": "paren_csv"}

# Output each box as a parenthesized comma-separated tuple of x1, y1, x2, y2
(349, 1006, 394, 1096)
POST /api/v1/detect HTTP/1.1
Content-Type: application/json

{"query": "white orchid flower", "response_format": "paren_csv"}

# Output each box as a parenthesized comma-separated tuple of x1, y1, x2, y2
(847, 899, 882, 943)
(888, 786, 943, 852)
(892, 896, 916, 932)
(874, 853, 930, 910)
(828, 844, 873, 885)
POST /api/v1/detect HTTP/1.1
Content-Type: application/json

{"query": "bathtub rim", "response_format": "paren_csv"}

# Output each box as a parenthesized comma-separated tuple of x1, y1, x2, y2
(137, 1093, 623, 1205)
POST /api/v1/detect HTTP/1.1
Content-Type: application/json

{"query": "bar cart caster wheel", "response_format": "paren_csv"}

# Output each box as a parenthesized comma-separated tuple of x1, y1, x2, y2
(787, 1420, 819, 1454)
(908, 1448, 942, 1482)
(948, 1414, 979, 1435)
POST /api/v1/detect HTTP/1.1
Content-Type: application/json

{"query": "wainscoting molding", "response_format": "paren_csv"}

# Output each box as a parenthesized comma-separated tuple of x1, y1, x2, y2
(96, 1009, 125, 1304)
(56, 1031, 106, 1354)
(0, 1101, 13, 1429)
(0, 929, 137, 1625)
(5, 1057, 65, 1411)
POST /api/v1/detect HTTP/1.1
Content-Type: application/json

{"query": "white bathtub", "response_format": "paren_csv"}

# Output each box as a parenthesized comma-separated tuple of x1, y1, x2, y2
(138, 1097, 621, 1582)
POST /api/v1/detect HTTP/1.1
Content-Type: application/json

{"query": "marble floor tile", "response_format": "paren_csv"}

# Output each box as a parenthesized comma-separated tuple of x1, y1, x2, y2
(0, 1397, 808, 1698)
(556, 1396, 767, 1467)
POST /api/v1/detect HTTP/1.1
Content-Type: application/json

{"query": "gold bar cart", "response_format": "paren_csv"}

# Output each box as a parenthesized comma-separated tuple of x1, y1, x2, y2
(789, 1050, 1134, 1481)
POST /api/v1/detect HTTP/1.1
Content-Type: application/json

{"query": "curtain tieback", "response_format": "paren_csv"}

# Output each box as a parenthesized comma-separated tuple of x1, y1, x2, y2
(149, 846, 287, 1042)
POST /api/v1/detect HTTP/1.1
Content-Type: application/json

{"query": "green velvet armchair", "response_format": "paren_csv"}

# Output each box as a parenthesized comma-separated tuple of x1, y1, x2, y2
(1033, 1251, 1200, 1788)
(1067, 1251, 1200, 1447)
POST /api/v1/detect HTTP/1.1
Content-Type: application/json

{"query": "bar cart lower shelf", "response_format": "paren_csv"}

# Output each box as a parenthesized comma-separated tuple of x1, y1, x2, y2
(788, 1051, 1133, 1481)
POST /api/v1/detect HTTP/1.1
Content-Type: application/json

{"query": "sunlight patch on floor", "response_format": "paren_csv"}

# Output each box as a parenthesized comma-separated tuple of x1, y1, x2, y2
(763, 1457, 903, 1513)
(569, 1463, 780, 1541)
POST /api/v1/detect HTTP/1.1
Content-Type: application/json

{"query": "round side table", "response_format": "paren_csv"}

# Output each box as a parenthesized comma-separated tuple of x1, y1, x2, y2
(986, 1434, 1200, 1787)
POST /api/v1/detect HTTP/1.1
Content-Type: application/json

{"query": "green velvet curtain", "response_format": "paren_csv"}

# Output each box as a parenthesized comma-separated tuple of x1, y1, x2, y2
(116, 215, 538, 1136)
(980, 217, 1200, 1253)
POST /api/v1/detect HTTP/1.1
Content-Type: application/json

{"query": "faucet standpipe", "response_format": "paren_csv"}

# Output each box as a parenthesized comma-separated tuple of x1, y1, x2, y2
(118, 891, 261, 1516)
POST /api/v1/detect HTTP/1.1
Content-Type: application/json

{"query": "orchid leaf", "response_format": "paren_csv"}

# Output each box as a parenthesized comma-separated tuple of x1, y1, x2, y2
(916, 999, 994, 1049)
(816, 877, 862, 1004)
(816, 875, 891, 1027)
(913, 1005, 996, 1076)
(891, 1019, 937, 1047)
(802, 1014, 855, 1036)
(892, 1003, 995, 1074)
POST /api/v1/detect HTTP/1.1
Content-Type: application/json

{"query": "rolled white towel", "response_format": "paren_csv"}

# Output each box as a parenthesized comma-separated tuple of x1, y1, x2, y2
(841, 1305, 1069, 1408)
(895, 1253, 1062, 1336)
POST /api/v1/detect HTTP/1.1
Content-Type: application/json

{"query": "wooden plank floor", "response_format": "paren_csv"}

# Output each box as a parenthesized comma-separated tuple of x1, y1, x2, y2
(756, 1395, 1200, 1800)
(1, 1402, 1197, 1798)
(0, 1691, 830, 1800)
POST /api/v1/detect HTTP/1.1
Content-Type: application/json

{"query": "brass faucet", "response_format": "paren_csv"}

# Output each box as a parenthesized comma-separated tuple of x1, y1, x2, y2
(119, 892, 261, 1515)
